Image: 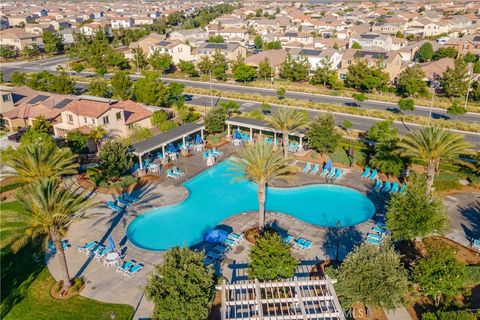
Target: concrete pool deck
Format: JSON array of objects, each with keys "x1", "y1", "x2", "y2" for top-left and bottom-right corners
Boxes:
[{"x1": 47, "y1": 144, "x2": 479, "y2": 319}]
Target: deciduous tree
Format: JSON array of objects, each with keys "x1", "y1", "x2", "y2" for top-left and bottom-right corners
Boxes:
[
  {"x1": 416, "y1": 42, "x2": 434, "y2": 62},
  {"x1": 306, "y1": 113, "x2": 341, "y2": 155},
  {"x1": 111, "y1": 70, "x2": 132, "y2": 100},
  {"x1": 442, "y1": 59, "x2": 469, "y2": 98},
  {"x1": 257, "y1": 58, "x2": 273, "y2": 80},
  {"x1": 397, "y1": 65, "x2": 429, "y2": 97}
]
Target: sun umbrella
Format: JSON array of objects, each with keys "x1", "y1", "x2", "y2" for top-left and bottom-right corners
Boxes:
[
  {"x1": 195, "y1": 133, "x2": 203, "y2": 144},
  {"x1": 325, "y1": 159, "x2": 332, "y2": 170},
  {"x1": 167, "y1": 143, "x2": 177, "y2": 153},
  {"x1": 107, "y1": 235, "x2": 116, "y2": 251},
  {"x1": 234, "y1": 130, "x2": 242, "y2": 139},
  {"x1": 204, "y1": 229, "x2": 228, "y2": 243}
]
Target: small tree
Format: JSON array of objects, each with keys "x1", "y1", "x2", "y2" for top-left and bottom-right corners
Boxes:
[
  {"x1": 370, "y1": 138, "x2": 405, "y2": 177},
  {"x1": 72, "y1": 63, "x2": 85, "y2": 73},
  {"x1": 342, "y1": 119, "x2": 353, "y2": 131},
  {"x1": 248, "y1": 230, "x2": 298, "y2": 280},
  {"x1": 397, "y1": 65, "x2": 429, "y2": 97},
  {"x1": 336, "y1": 241, "x2": 409, "y2": 311},
  {"x1": 254, "y1": 35, "x2": 263, "y2": 49},
  {"x1": 177, "y1": 60, "x2": 198, "y2": 77},
  {"x1": 447, "y1": 101, "x2": 467, "y2": 119},
  {"x1": 66, "y1": 130, "x2": 89, "y2": 154},
  {"x1": 205, "y1": 107, "x2": 227, "y2": 133},
  {"x1": 98, "y1": 140, "x2": 133, "y2": 179},
  {"x1": 442, "y1": 58, "x2": 469, "y2": 98},
  {"x1": 416, "y1": 42, "x2": 434, "y2": 62},
  {"x1": 11, "y1": 71, "x2": 27, "y2": 85},
  {"x1": 148, "y1": 51, "x2": 173, "y2": 75},
  {"x1": 463, "y1": 52, "x2": 477, "y2": 63},
  {"x1": 306, "y1": 113, "x2": 341, "y2": 155},
  {"x1": 208, "y1": 35, "x2": 225, "y2": 43},
  {"x1": 151, "y1": 110, "x2": 178, "y2": 132},
  {"x1": 257, "y1": 58, "x2": 273, "y2": 80},
  {"x1": 352, "y1": 93, "x2": 367, "y2": 106},
  {"x1": 87, "y1": 79, "x2": 110, "y2": 98},
  {"x1": 414, "y1": 241, "x2": 467, "y2": 306},
  {"x1": 398, "y1": 98, "x2": 415, "y2": 114},
  {"x1": 111, "y1": 70, "x2": 132, "y2": 100},
  {"x1": 232, "y1": 63, "x2": 256, "y2": 83},
  {"x1": 197, "y1": 55, "x2": 213, "y2": 75},
  {"x1": 146, "y1": 247, "x2": 215, "y2": 320},
  {"x1": 351, "y1": 42, "x2": 362, "y2": 49},
  {"x1": 277, "y1": 87, "x2": 286, "y2": 99},
  {"x1": 386, "y1": 174, "x2": 447, "y2": 240},
  {"x1": 211, "y1": 50, "x2": 228, "y2": 80},
  {"x1": 365, "y1": 120, "x2": 398, "y2": 142}
]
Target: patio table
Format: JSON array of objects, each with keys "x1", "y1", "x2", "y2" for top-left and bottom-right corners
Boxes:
[{"x1": 104, "y1": 252, "x2": 120, "y2": 267}]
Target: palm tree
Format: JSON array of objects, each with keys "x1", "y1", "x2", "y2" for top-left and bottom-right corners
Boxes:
[
  {"x1": 88, "y1": 126, "x2": 107, "y2": 152},
  {"x1": 231, "y1": 142, "x2": 297, "y2": 229},
  {"x1": 7, "y1": 140, "x2": 78, "y2": 184},
  {"x1": 1, "y1": 178, "x2": 91, "y2": 289},
  {"x1": 270, "y1": 108, "x2": 307, "y2": 158},
  {"x1": 397, "y1": 126, "x2": 471, "y2": 192}
]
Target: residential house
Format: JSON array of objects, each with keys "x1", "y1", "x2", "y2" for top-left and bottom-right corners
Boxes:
[
  {"x1": 405, "y1": 18, "x2": 449, "y2": 37},
  {"x1": 371, "y1": 21, "x2": 406, "y2": 35},
  {"x1": 215, "y1": 27, "x2": 249, "y2": 46},
  {"x1": 277, "y1": 31, "x2": 314, "y2": 46},
  {"x1": 53, "y1": 98, "x2": 153, "y2": 138},
  {"x1": 127, "y1": 32, "x2": 166, "y2": 58},
  {"x1": 194, "y1": 42, "x2": 247, "y2": 62},
  {"x1": 288, "y1": 48, "x2": 343, "y2": 73},
  {"x1": 60, "y1": 28, "x2": 76, "y2": 45},
  {"x1": 397, "y1": 40, "x2": 442, "y2": 61},
  {"x1": 149, "y1": 40, "x2": 192, "y2": 64},
  {"x1": 134, "y1": 16, "x2": 155, "y2": 26},
  {"x1": 111, "y1": 16, "x2": 134, "y2": 29},
  {"x1": 0, "y1": 16, "x2": 10, "y2": 30},
  {"x1": 80, "y1": 21, "x2": 112, "y2": 36},
  {"x1": 169, "y1": 28, "x2": 208, "y2": 45},
  {"x1": 25, "y1": 23, "x2": 55, "y2": 35},
  {"x1": 420, "y1": 58, "x2": 455, "y2": 81},
  {"x1": 349, "y1": 32, "x2": 407, "y2": 51},
  {"x1": 7, "y1": 15, "x2": 34, "y2": 27},
  {"x1": 338, "y1": 49, "x2": 404, "y2": 82},
  {"x1": 445, "y1": 34, "x2": 480, "y2": 56},
  {"x1": 245, "y1": 49, "x2": 288, "y2": 76},
  {"x1": 0, "y1": 28, "x2": 44, "y2": 51}
]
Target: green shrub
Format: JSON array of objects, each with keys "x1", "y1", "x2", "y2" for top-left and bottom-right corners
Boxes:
[
  {"x1": 98, "y1": 175, "x2": 138, "y2": 188},
  {"x1": 433, "y1": 171, "x2": 462, "y2": 191},
  {"x1": 465, "y1": 265, "x2": 480, "y2": 286},
  {"x1": 422, "y1": 311, "x2": 478, "y2": 320},
  {"x1": 329, "y1": 146, "x2": 366, "y2": 166}
]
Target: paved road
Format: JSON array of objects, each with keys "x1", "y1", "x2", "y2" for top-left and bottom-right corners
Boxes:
[{"x1": 2, "y1": 55, "x2": 480, "y2": 124}]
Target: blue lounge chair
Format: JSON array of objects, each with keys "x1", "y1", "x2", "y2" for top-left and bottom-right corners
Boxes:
[
  {"x1": 172, "y1": 166, "x2": 185, "y2": 176},
  {"x1": 228, "y1": 232, "x2": 244, "y2": 243},
  {"x1": 373, "y1": 179, "x2": 383, "y2": 191},
  {"x1": 282, "y1": 234, "x2": 294, "y2": 245},
  {"x1": 95, "y1": 248, "x2": 110, "y2": 260},
  {"x1": 319, "y1": 168, "x2": 329, "y2": 177},
  {"x1": 203, "y1": 152, "x2": 209, "y2": 160},
  {"x1": 381, "y1": 181, "x2": 392, "y2": 192},
  {"x1": 310, "y1": 164, "x2": 320, "y2": 175},
  {"x1": 166, "y1": 169, "x2": 179, "y2": 179},
  {"x1": 223, "y1": 238, "x2": 238, "y2": 248},
  {"x1": 77, "y1": 241, "x2": 97, "y2": 254},
  {"x1": 367, "y1": 233, "x2": 382, "y2": 240},
  {"x1": 372, "y1": 226, "x2": 386, "y2": 234},
  {"x1": 327, "y1": 168, "x2": 336, "y2": 178},
  {"x1": 123, "y1": 193, "x2": 138, "y2": 203},
  {"x1": 204, "y1": 256, "x2": 216, "y2": 265},
  {"x1": 389, "y1": 182, "x2": 399, "y2": 193},
  {"x1": 117, "y1": 196, "x2": 131, "y2": 207},
  {"x1": 212, "y1": 147, "x2": 223, "y2": 156},
  {"x1": 294, "y1": 238, "x2": 312, "y2": 251},
  {"x1": 125, "y1": 264, "x2": 143, "y2": 277},
  {"x1": 368, "y1": 169, "x2": 378, "y2": 180},
  {"x1": 366, "y1": 237, "x2": 381, "y2": 245},
  {"x1": 333, "y1": 168, "x2": 342, "y2": 180},
  {"x1": 107, "y1": 201, "x2": 123, "y2": 212},
  {"x1": 207, "y1": 251, "x2": 223, "y2": 260},
  {"x1": 399, "y1": 183, "x2": 407, "y2": 194},
  {"x1": 213, "y1": 245, "x2": 229, "y2": 254},
  {"x1": 117, "y1": 260, "x2": 135, "y2": 273},
  {"x1": 48, "y1": 240, "x2": 70, "y2": 253},
  {"x1": 473, "y1": 239, "x2": 480, "y2": 251},
  {"x1": 302, "y1": 162, "x2": 312, "y2": 173},
  {"x1": 361, "y1": 167, "x2": 370, "y2": 178}
]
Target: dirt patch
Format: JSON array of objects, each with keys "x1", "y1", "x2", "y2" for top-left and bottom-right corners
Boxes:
[
  {"x1": 421, "y1": 236, "x2": 480, "y2": 265},
  {"x1": 245, "y1": 226, "x2": 260, "y2": 244},
  {"x1": 76, "y1": 174, "x2": 160, "y2": 195},
  {"x1": 50, "y1": 280, "x2": 84, "y2": 300}
]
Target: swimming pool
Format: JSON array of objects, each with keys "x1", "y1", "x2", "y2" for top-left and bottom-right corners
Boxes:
[{"x1": 126, "y1": 159, "x2": 375, "y2": 251}]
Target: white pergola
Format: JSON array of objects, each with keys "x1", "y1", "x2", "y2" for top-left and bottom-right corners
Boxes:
[{"x1": 217, "y1": 276, "x2": 345, "y2": 320}]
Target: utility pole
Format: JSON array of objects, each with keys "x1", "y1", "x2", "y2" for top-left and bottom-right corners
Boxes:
[{"x1": 465, "y1": 63, "x2": 479, "y2": 111}]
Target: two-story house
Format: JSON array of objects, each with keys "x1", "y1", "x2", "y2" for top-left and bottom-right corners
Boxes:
[
  {"x1": 111, "y1": 16, "x2": 134, "y2": 29},
  {"x1": 194, "y1": 42, "x2": 247, "y2": 62},
  {"x1": 149, "y1": 40, "x2": 192, "y2": 64},
  {"x1": 0, "y1": 28, "x2": 44, "y2": 51},
  {"x1": 288, "y1": 48, "x2": 343, "y2": 73}
]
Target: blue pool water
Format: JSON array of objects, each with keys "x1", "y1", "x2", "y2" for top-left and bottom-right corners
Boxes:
[{"x1": 126, "y1": 159, "x2": 375, "y2": 251}]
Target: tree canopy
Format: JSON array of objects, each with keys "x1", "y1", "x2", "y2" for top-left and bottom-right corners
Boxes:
[
  {"x1": 345, "y1": 60, "x2": 389, "y2": 92},
  {"x1": 416, "y1": 42, "x2": 434, "y2": 62},
  {"x1": 306, "y1": 113, "x2": 341, "y2": 155},
  {"x1": 145, "y1": 247, "x2": 215, "y2": 320},
  {"x1": 248, "y1": 230, "x2": 298, "y2": 280},
  {"x1": 98, "y1": 140, "x2": 133, "y2": 179},
  {"x1": 442, "y1": 58, "x2": 469, "y2": 98},
  {"x1": 397, "y1": 65, "x2": 429, "y2": 97}
]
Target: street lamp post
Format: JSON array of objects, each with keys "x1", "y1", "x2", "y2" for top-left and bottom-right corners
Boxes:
[
  {"x1": 465, "y1": 64, "x2": 479, "y2": 111},
  {"x1": 428, "y1": 81, "x2": 439, "y2": 126}
]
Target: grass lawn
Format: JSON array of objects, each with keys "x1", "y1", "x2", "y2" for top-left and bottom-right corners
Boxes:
[{"x1": 1, "y1": 201, "x2": 135, "y2": 320}]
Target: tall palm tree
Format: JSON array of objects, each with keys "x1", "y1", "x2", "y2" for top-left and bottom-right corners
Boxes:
[
  {"x1": 231, "y1": 142, "x2": 297, "y2": 229},
  {"x1": 270, "y1": 108, "x2": 307, "y2": 158},
  {"x1": 1, "y1": 178, "x2": 91, "y2": 289},
  {"x1": 7, "y1": 140, "x2": 78, "y2": 184},
  {"x1": 88, "y1": 126, "x2": 108, "y2": 152},
  {"x1": 397, "y1": 126, "x2": 471, "y2": 192}
]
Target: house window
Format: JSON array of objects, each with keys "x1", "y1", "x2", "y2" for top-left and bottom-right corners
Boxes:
[
  {"x1": 83, "y1": 117, "x2": 87, "y2": 124},
  {"x1": 92, "y1": 119, "x2": 96, "y2": 125},
  {"x1": 2, "y1": 94, "x2": 11, "y2": 102},
  {"x1": 347, "y1": 59, "x2": 352, "y2": 64},
  {"x1": 67, "y1": 114, "x2": 74, "y2": 123},
  {"x1": 116, "y1": 112, "x2": 122, "y2": 120},
  {"x1": 103, "y1": 116, "x2": 109, "y2": 125}
]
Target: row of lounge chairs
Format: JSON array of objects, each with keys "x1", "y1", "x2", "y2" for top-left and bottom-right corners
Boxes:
[
  {"x1": 360, "y1": 167, "x2": 378, "y2": 180},
  {"x1": 373, "y1": 180, "x2": 407, "y2": 194},
  {"x1": 48, "y1": 239, "x2": 70, "y2": 254},
  {"x1": 166, "y1": 166, "x2": 185, "y2": 179},
  {"x1": 77, "y1": 241, "x2": 143, "y2": 277},
  {"x1": 202, "y1": 148, "x2": 224, "y2": 160},
  {"x1": 281, "y1": 233, "x2": 313, "y2": 251},
  {"x1": 302, "y1": 163, "x2": 342, "y2": 180},
  {"x1": 365, "y1": 223, "x2": 389, "y2": 245},
  {"x1": 117, "y1": 260, "x2": 144, "y2": 278},
  {"x1": 204, "y1": 232, "x2": 244, "y2": 265}
]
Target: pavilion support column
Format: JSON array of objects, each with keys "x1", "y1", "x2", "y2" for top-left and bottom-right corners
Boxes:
[
  {"x1": 200, "y1": 129, "x2": 204, "y2": 140},
  {"x1": 220, "y1": 281, "x2": 226, "y2": 320},
  {"x1": 182, "y1": 136, "x2": 187, "y2": 155},
  {"x1": 139, "y1": 154, "x2": 143, "y2": 170},
  {"x1": 255, "y1": 279, "x2": 264, "y2": 320},
  {"x1": 299, "y1": 135, "x2": 303, "y2": 151},
  {"x1": 249, "y1": 127, "x2": 253, "y2": 143},
  {"x1": 226, "y1": 123, "x2": 231, "y2": 140},
  {"x1": 161, "y1": 145, "x2": 167, "y2": 164}
]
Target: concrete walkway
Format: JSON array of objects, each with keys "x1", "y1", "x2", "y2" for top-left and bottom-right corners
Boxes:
[{"x1": 444, "y1": 192, "x2": 480, "y2": 248}]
